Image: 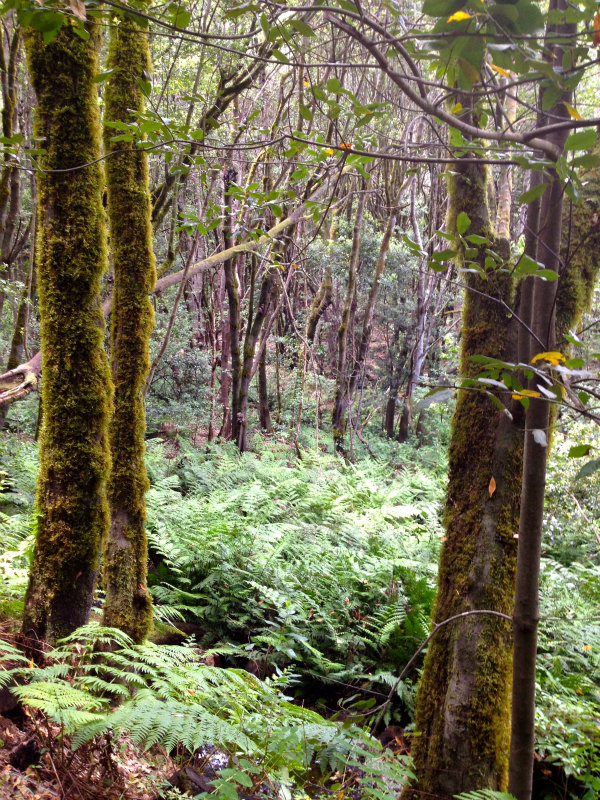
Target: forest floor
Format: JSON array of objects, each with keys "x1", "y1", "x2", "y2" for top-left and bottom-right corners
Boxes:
[{"x1": 1, "y1": 427, "x2": 598, "y2": 800}]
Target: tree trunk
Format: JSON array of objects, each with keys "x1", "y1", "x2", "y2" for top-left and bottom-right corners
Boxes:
[
  {"x1": 509, "y1": 6, "x2": 575, "y2": 792},
  {"x1": 332, "y1": 185, "x2": 367, "y2": 455},
  {"x1": 101, "y1": 8, "x2": 156, "y2": 643},
  {"x1": 258, "y1": 346, "x2": 271, "y2": 432},
  {"x1": 223, "y1": 167, "x2": 241, "y2": 442},
  {"x1": 236, "y1": 269, "x2": 275, "y2": 451},
  {"x1": 306, "y1": 269, "x2": 332, "y2": 344},
  {"x1": 21, "y1": 24, "x2": 112, "y2": 643},
  {"x1": 346, "y1": 203, "x2": 398, "y2": 421},
  {"x1": 404, "y1": 155, "x2": 523, "y2": 797}
]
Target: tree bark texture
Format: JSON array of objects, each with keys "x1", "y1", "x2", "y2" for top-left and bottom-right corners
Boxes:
[
  {"x1": 21, "y1": 25, "x2": 112, "y2": 643},
  {"x1": 347, "y1": 205, "x2": 397, "y2": 410},
  {"x1": 332, "y1": 186, "x2": 367, "y2": 455},
  {"x1": 306, "y1": 269, "x2": 332, "y2": 344},
  {"x1": 509, "y1": 6, "x2": 576, "y2": 791},
  {"x1": 223, "y1": 167, "x2": 241, "y2": 442},
  {"x1": 404, "y1": 157, "x2": 523, "y2": 797},
  {"x1": 237, "y1": 268, "x2": 275, "y2": 451},
  {"x1": 258, "y1": 346, "x2": 271, "y2": 431},
  {"x1": 101, "y1": 9, "x2": 156, "y2": 643}
]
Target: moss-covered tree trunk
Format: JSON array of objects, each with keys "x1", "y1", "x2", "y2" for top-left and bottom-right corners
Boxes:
[
  {"x1": 101, "y1": 9, "x2": 156, "y2": 642},
  {"x1": 21, "y1": 25, "x2": 112, "y2": 643},
  {"x1": 306, "y1": 269, "x2": 332, "y2": 345},
  {"x1": 403, "y1": 156, "x2": 523, "y2": 797}
]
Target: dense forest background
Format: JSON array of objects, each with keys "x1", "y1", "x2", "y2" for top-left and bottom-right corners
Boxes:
[{"x1": 0, "y1": 0, "x2": 599, "y2": 799}]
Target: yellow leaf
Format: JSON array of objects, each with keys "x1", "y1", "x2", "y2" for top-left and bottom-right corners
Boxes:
[
  {"x1": 583, "y1": 644, "x2": 593, "y2": 651},
  {"x1": 447, "y1": 10, "x2": 471, "y2": 22},
  {"x1": 450, "y1": 102, "x2": 463, "y2": 114},
  {"x1": 512, "y1": 390, "x2": 541, "y2": 399},
  {"x1": 563, "y1": 102, "x2": 582, "y2": 120},
  {"x1": 324, "y1": 148, "x2": 334, "y2": 155},
  {"x1": 490, "y1": 63, "x2": 510, "y2": 78},
  {"x1": 488, "y1": 476, "x2": 496, "y2": 497},
  {"x1": 531, "y1": 351, "x2": 566, "y2": 365}
]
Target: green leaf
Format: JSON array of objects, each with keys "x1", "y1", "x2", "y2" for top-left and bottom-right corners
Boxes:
[
  {"x1": 298, "y1": 104, "x2": 313, "y2": 122},
  {"x1": 272, "y1": 49, "x2": 290, "y2": 63},
  {"x1": 336, "y1": 0, "x2": 359, "y2": 11},
  {"x1": 456, "y1": 212, "x2": 470, "y2": 234},
  {"x1": 173, "y1": 9, "x2": 191, "y2": 28},
  {"x1": 575, "y1": 459, "x2": 600, "y2": 480},
  {"x1": 519, "y1": 182, "x2": 547, "y2": 204},
  {"x1": 564, "y1": 129, "x2": 597, "y2": 151},
  {"x1": 234, "y1": 772, "x2": 254, "y2": 788},
  {"x1": 563, "y1": 358, "x2": 585, "y2": 369},
  {"x1": 515, "y1": 254, "x2": 542, "y2": 275},
  {"x1": 260, "y1": 12, "x2": 270, "y2": 38},
  {"x1": 572, "y1": 153, "x2": 600, "y2": 169},
  {"x1": 288, "y1": 19, "x2": 315, "y2": 37},
  {"x1": 536, "y1": 269, "x2": 559, "y2": 281},
  {"x1": 464, "y1": 234, "x2": 488, "y2": 245},
  {"x1": 568, "y1": 444, "x2": 592, "y2": 458},
  {"x1": 513, "y1": 0, "x2": 544, "y2": 33},
  {"x1": 93, "y1": 69, "x2": 115, "y2": 84},
  {"x1": 422, "y1": 0, "x2": 466, "y2": 16},
  {"x1": 541, "y1": 85, "x2": 564, "y2": 113}
]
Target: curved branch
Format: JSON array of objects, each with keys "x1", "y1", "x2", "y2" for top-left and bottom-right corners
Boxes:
[{"x1": 326, "y1": 13, "x2": 562, "y2": 160}]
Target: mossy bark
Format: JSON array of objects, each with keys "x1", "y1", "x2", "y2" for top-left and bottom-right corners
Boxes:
[
  {"x1": 404, "y1": 158, "x2": 523, "y2": 797},
  {"x1": 101, "y1": 10, "x2": 156, "y2": 643},
  {"x1": 306, "y1": 269, "x2": 332, "y2": 344},
  {"x1": 557, "y1": 150, "x2": 600, "y2": 340},
  {"x1": 21, "y1": 25, "x2": 112, "y2": 643}
]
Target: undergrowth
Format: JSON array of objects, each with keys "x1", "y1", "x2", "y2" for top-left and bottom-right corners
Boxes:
[
  {"x1": 1, "y1": 428, "x2": 599, "y2": 796},
  {"x1": 144, "y1": 438, "x2": 443, "y2": 720},
  {"x1": 0, "y1": 623, "x2": 414, "y2": 800}
]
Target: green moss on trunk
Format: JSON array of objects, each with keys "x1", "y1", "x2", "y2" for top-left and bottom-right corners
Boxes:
[
  {"x1": 101, "y1": 9, "x2": 156, "y2": 643},
  {"x1": 21, "y1": 25, "x2": 112, "y2": 643},
  {"x1": 557, "y1": 158, "x2": 600, "y2": 339},
  {"x1": 404, "y1": 160, "x2": 523, "y2": 797}
]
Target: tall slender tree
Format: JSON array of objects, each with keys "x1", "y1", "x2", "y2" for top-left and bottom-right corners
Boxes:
[
  {"x1": 403, "y1": 149, "x2": 524, "y2": 797},
  {"x1": 21, "y1": 22, "x2": 112, "y2": 642},
  {"x1": 101, "y1": 6, "x2": 156, "y2": 642}
]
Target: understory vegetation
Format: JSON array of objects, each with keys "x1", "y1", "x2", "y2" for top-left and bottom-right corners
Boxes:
[{"x1": 1, "y1": 421, "x2": 598, "y2": 799}]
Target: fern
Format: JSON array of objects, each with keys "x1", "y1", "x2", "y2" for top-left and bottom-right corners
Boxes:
[
  {"x1": 146, "y1": 439, "x2": 443, "y2": 713},
  {"x1": 3, "y1": 623, "x2": 412, "y2": 800}
]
